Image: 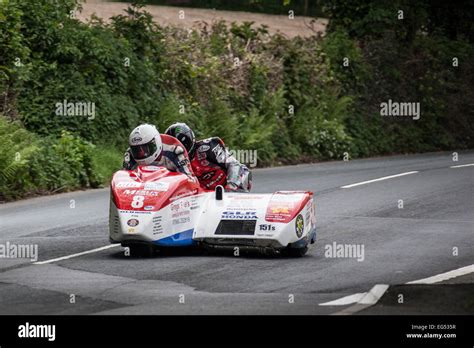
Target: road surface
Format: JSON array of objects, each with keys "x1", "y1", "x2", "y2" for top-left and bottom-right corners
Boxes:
[{"x1": 0, "y1": 151, "x2": 473, "y2": 314}]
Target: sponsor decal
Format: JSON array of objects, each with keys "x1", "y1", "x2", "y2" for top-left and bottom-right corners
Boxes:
[
  {"x1": 311, "y1": 201, "x2": 316, "y2": 225},
  {"x1": 225, "y1": 205, "x2": 257, "y2": 210},
  {"x1": 116, "y1": 181, "x2": 141, "y2": 188},
  {"x1": 198, "y1": 145, "x2": 210, "y2": 152},
  {"x1": 305, "y1": 208, "x2": 311, "y2": 227},
  {"x1": 271, "y1": 193, "x2": 305, "y2": 202},
  {"x1": 144, "y1": 205, "x2": 154, "y2": 211},
  {"x1": 171, "y1": 200, "x2": 191, "y2": 218},
  {"x1": 295, "y1": 214, "x2": 304, "y2": 238},
  {"x1": 212, "y1": 145, "x2": 226, "y2": 163},
  {"x1": 127, "y1": 219, "x2": 139, "y2": 227},
  {"x1": 118, "y1": 210, "x2": 152, "y2": 214},
  {"x1": 266, "y1": 202, "x2": 294, "y2": 222},
  {"x1": 127, "y1": 228, "x2": 135, "y2": 233},
  {"x1": 178, "y1": 158, "x2": 190, "y2": 166},
  {"x1": 123, "y1": 189, "x2": 160, "y2": 196},
  {"x1": 153, "y1": 216, "x2": 163, "y2": 235},
  {"x1": 197, "y1": 151, "x2": 207, "y2": 160},
  {"x1": 142, "y1": 166, "x2": 161, "y2": 171},
  {"x1": 171, "y1": 200, "x2": 191, "y2": 211},
  {"x1": 228, "y1": 195, "x2": 266, "y2": 200},
  {"x1": 271, "y1": 206, "x2": 290, "y2": 214},
  {"x1": 172, "y1": 210, "x2": 190, "y2": 218},
  {"x1": 259, "y1": 224, "x2": 275, "y2": 231},
  {"x1": 169, "y1": 189, "x2": 198, "y2": 202},
  {"x1": 172, "y1": 217, "x2": 190, "y2": 225},
  {"x1": 221, "y1": 211, "x2": 258, "y2": 220},
  {"x1": 208, "y1": 173, "x2": 224, "y2": 187},
  {"x1": 201, "y1": 171, "x2": 215, "y2": 180},
  {"x1": 144, "y1": 182, "x2": 169, "y2": 191},
  {"x1": 131, "y1": 136, "x2": 142, "y2": 143}
]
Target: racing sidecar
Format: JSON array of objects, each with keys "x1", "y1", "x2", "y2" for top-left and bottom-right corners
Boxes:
[{"x1": 109, "y1": 158, "x2": 316, "y2": 257}]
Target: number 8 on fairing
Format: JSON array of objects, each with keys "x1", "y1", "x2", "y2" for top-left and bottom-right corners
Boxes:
[{"x1": 131, "y1": 195, "x2": 144, "y2": 208}]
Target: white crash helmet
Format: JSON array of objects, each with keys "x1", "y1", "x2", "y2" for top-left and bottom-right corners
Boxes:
[{"x1": 128, "y1": 124, "x2": 163, "y2": 165}]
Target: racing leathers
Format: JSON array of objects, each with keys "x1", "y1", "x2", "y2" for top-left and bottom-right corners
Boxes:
[
  {"x1": 123, "y1": 134, "x2": 196, "y2": 180},
  {"x1": 189, "y1": 137, "x2": 252, "y2": 191}
]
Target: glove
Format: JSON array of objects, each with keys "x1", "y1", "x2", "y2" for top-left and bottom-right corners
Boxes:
[{"x1": 225, "y1": 182, "x2": 239, "y2": 192}]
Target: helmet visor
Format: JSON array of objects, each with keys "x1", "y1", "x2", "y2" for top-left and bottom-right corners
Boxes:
[{"x1": 130, "y1": 140, "x2": 157, "y2": 161}]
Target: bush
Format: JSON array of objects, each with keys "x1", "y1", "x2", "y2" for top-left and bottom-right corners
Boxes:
[
  {"x1": 1, "y1": 0, "x2": 473, "y2": 200},
  {"x1": 0, "y1": 116, "x2": 103, "y2": 201}
]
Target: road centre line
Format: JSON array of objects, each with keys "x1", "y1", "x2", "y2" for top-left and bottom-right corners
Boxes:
[
  {"x1": 33, "y1": 244, "x2": 120, "y2": 265},
  {"x1": 406, "y1": 264, "x2": 474, "y2": 284},
  {"x1": 341, "y1": 171, "x2": 419, "y2": 189},
  {"x1": 450, "y1": 163, "x2": 474, "y2": 168}
]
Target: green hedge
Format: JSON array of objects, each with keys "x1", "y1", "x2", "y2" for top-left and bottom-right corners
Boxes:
[
  {"x1": 0, "y1": 0, "x2": 472, "y2": 200},
  {"x1": 0, "y1": 117, "x2": 109, "y2": 201}
]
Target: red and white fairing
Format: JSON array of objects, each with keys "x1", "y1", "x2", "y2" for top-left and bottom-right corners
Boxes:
[
  {"x1": 109, "y1": 165, "x2": 316, "y2": 252},
  {"x1": 193, "y1": 191, "x2": 316, "y2": 250}
]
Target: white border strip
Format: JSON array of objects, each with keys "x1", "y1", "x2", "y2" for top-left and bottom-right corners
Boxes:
[
  {"x1": 320, "y1": 284, "x2": 389, "y2": 307},
  {"x1": 331, "y1": 284, "x2": 389, "y2": 315},
  {"x1": 407, "y1": 264, "x2": 474, "y2": 284},
  {"x1": 341, "y1": 171, "x2": 419, "y2": 189},
  {"x1": 450, "y1": 163, "x2": 474, "y2": 168},
  {"x1": 33, "y1": 244, "x2": 120, "y2": 265},
  {"x1": 319, "y1": 293, "x2": 366, "y2": 306},
  {"x1": 358, "y1": 284, "x2": 389, "y2": 304}
]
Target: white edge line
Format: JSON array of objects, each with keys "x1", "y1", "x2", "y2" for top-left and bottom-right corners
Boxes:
[
  {"x1": 319, "y1": 292, "x2": 366, "y2": 306},
  {"x1": 406, "y1": 264, "x2": 474, "y2": 284},
  {"x1": 319, "y1": 284, "x2": 389, "y2": 307},
  {"x1": 358, "y1": 284, "x2": 389, "y2": 305},
  {"x1": 450, "y1": 163, "x2": 474, "y2": 168},
  {"x1": 33, "y1": 244, "x2": 121, "y2": 265},
  {"x1": 341, "y1": 171, "x2": 419, "y2": 189}
]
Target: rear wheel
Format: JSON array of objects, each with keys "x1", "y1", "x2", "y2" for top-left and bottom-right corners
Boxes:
[
  {"x1": 128, "y1": 243, "x2": 154, "y2": 258},
  {"x1": 285, "y1": 246, "x2": 308, "y2": 257}
]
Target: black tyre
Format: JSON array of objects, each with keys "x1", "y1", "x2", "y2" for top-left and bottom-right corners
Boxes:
[
  {"x1": 128, "y1": 243, "x2": 154, "y2": 258},
  {"x1": 285, "y1": 246, "x2": 308, "y2": 257}
]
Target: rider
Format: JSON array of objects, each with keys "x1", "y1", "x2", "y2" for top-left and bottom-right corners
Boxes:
[
  {"x1": 122, "y1": 124, "x2": 195, "y2": 180},
  {"x1": 165, "y1": 122, "x2": 252, "y2": 192}
]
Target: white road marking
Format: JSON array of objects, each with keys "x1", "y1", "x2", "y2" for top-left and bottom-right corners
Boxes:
[
  {"x1": 406, "y1": 264, "x2": 474, "y2": 284},
  {"x1": 341, "y1": 171, "x2": 419, "y2": 189},
  {"x1": 330, "y1": 284, "x2": 389, "y2": 315},
  {"x1": 319, "y1": 293, "x2": 366, "y2": 306},
  {"x1": 319, "y1": 284, "x2": 389, "y2": 307},
  {"x1": 358, "y1": 284, "x2": 389, "y2": 304},
  {"x1": 450, "y1": 163, "x2": 474, "y2": 168},
  {"x1": 33, "y1": 244, "x2": 121, "y2": 265},
  {"x1": 324, "y1": 265, "x2": 474, "y2": 312}
]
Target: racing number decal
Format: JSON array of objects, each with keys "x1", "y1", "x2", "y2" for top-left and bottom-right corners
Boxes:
[{"x1": 131, "y1": 195, "x2": 145, "y2": 208}]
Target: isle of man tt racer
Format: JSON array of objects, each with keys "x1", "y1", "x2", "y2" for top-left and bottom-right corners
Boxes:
[
  {"x1": 165, "y1": 122, "x2": 252, "y2": 192},
  {"x1": 122, "y1": 124, "x2": 196, "y2": 182}
]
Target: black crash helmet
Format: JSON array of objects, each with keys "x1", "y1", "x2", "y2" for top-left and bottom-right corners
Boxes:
[{"x1": 165, "y1": 122, "x2": 195, "y2": 153}]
